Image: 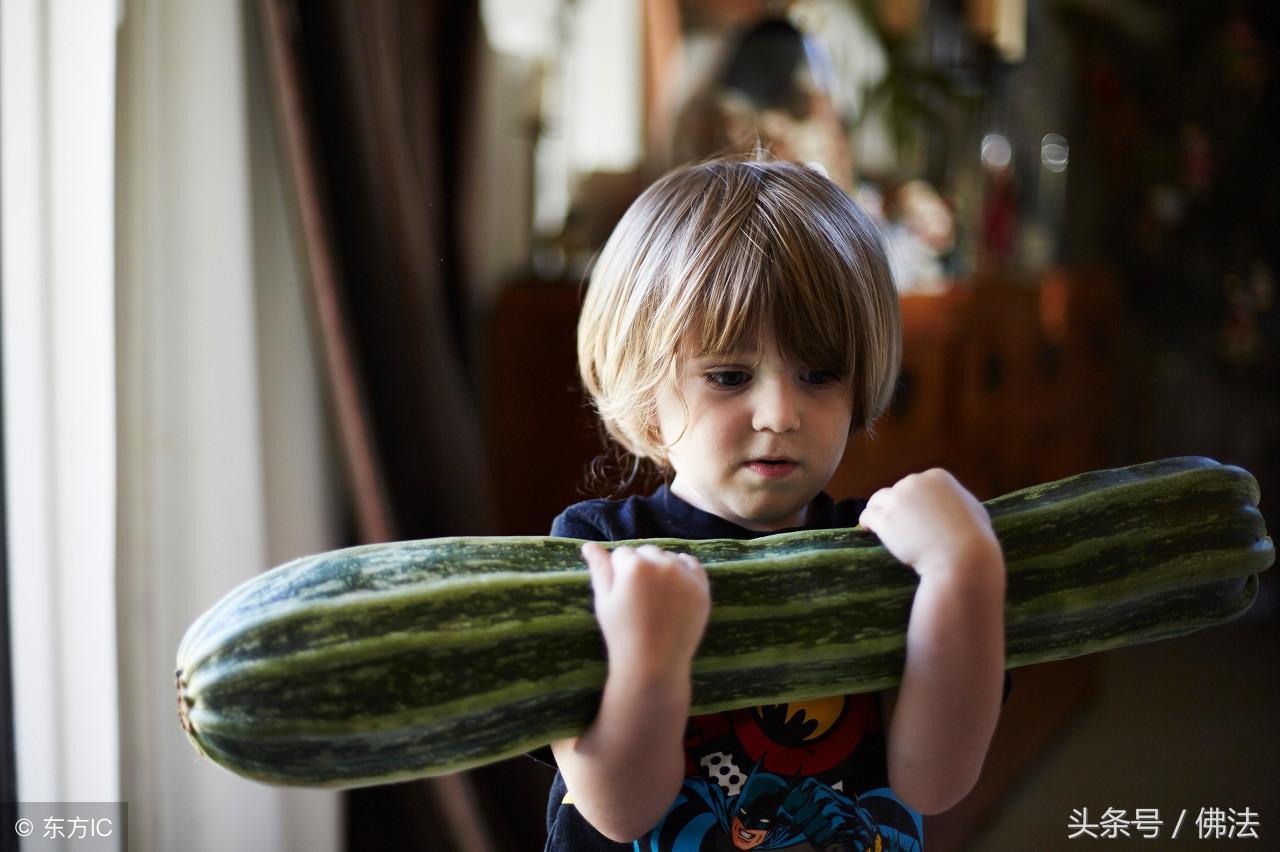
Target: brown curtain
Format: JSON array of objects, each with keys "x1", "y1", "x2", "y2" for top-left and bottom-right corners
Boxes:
[
  {"x1": 262, "y1": 0, "x2": 496, "y2": 544},
  {"x1": 256, "y1": 1, "x2": 521, "y2": 849}
]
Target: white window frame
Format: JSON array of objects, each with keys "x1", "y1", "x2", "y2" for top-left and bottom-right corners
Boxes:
[{"x1": 1, "y1": 0, "x2": 122, "y2": 821}]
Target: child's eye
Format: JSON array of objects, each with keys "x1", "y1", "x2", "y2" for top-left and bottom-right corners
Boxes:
[
  {"x1": 704, "y1": 370, "x2": 749, "y2": 388},
  {"x1": 802, "y1": 369, "x2": 840, "y2": 386}
]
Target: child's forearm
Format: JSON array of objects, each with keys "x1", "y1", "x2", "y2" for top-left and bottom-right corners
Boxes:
[
  {"x1": 886, "y1": 547, "x2": 1006, "y2": 814},
  {"x1": 552, "y1": 662, "x2": 692, "y2": 842}
]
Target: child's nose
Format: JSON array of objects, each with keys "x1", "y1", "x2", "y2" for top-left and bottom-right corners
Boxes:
[{"x1": 751, "y1": 379, "x2": 801, "y2": 433}]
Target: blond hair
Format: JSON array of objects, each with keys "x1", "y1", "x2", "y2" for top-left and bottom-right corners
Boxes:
[{"x1": 577, "y1": 155, "x2": 900, "y2": 484}]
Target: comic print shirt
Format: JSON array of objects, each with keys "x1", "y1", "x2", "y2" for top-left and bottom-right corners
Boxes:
[{"x1": 532, "y1": 483, "x2": 1010, "y2": 852}]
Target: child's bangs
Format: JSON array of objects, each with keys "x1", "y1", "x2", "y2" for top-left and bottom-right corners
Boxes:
[
  {"x1": 679, "y1": 220, "x2": 858, "y2": 379},
  {"x1": 682, "y1": 241, "x2": 775, "y2": 360},
  {"x1": 691, "y1": 263, "x2": 768, "y2": 355},
  {"x1": 769, "y1": 244, "x2": 861, "y2": 380}
]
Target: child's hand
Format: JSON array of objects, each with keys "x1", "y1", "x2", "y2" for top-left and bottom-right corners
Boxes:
[
  {"x1": 581, "y1": 542, "x2": 711, "y2": 683},
  {"x1": 858, "y1": 469, "x2": 1001, "y2": 579}
]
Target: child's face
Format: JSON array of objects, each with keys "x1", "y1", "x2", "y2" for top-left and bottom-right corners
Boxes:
[{"x1": 656, "y1": 326, "x2": 854, "y2": 531}]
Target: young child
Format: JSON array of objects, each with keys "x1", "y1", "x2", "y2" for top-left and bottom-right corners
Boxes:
[{"x1": 535, "y1": 155, "x2": 1008, "y2": 852}]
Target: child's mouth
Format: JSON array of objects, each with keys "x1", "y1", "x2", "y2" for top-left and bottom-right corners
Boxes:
[{"x1": 745, "y1": 459, "x2": 797, "y2": 478}]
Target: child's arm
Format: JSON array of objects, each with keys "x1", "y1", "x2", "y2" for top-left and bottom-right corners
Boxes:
[
  {"x1": 858, "y1": 469, "x2": 1007, "y2": 815},
  {"x1": 550, "y1": 542, "x2": 712, "y2": 842}
]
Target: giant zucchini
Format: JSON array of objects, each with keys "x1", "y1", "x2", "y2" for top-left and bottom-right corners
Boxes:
[{"x1": 176, "y1": 457, "x2": 1272, "y2": 787}]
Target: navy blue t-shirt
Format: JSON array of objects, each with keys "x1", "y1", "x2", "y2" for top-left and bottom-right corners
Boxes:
[{"x1": 534, "y1": 483, "x2": 1009, "y2": 852}]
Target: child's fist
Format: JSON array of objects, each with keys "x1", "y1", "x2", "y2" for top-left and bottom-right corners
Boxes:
[
  {"x1": 858, "y1": 468, "x2": 1001, "y2": 579},
  {"x1": 581, "y1": 541, "x2": 711, "y2": 683}
]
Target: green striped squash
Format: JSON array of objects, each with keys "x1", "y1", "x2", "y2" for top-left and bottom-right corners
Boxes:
[{"x1": 176, "y1": 457, "x2": 1272, "y2": 787}]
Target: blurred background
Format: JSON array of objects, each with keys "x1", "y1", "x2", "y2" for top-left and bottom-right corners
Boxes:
[{"x1": 1, "y1": 0, "x2": 1276, "y2": 850}]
